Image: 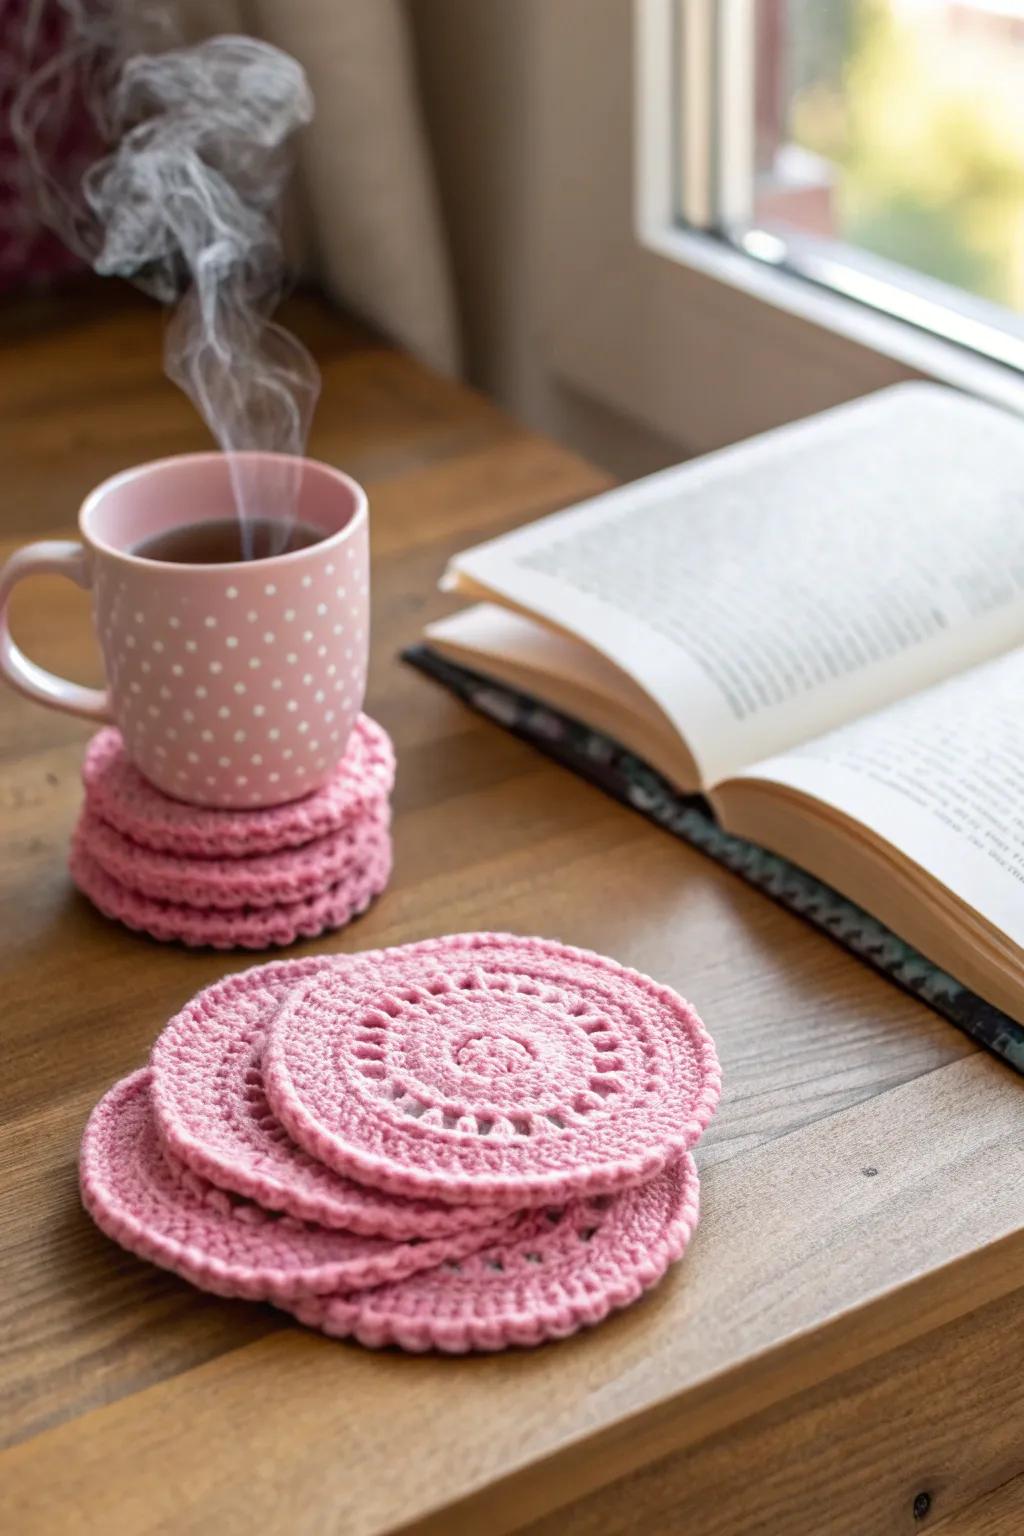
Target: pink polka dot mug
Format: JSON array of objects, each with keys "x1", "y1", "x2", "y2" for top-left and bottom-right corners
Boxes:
[{"x1": 0, "y1": 452, "x2": 369, "y2": 807}]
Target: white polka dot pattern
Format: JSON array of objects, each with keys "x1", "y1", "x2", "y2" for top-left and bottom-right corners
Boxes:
[{"x1": 91, "y1": 504, "x2": 369, "y2": 807}]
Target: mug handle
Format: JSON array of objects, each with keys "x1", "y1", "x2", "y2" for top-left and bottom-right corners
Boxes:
[{"x1": 0, "y1": 541, "x2": 112, "y2": 721}]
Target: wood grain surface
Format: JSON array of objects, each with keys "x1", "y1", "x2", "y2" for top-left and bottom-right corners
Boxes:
[{"x1": 1, "y1": 284, "x2": 1022, "y2": 1535}]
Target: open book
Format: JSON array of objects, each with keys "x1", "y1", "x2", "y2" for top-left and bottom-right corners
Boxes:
[{"x1": 422, "y1": 384, "x2": 1024, "y2": 1027}]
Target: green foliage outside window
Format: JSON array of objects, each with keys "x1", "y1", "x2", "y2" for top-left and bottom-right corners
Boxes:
[{"x1": 788, "y1": 0, "x2": 1024, "y2": 311}]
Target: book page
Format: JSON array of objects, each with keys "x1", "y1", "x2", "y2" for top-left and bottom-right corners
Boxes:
[
  {"x1": 732, "y1": 647, "x2": 1024, "y2": 944},
  {"x1": 427, "y1": 604, "x2": 660, "y2": 718},
  {"x1": 425, "y1": 604, "x2": 697, "y2": 789},
  {"x1": 448, "y1": 385, "x2": 1024, "y2": 785}
]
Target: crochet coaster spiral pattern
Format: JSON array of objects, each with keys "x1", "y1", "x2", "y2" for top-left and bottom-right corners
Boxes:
[
  {"x1": 81, "y1": 714, "x2": 395, "y2": 857},
  {"x1": 70, "y1": 715, "x2": 395, "y2": 949},
  {"x1": 79, "y1": 934, "x2": 721, "y2": 1351},
  {"x1": 263, "y1": 934, "x2": 721, "y2": 1205},
  {"x1": 80, "y1": 1071, "x2": 518, "y2": 1303},
  {"x1": 289, "y1": 1154, "x2": 700, "y2": 1351},
  {"x1": 150, "y1": 959, "x2": 510, "y2": 1238}
]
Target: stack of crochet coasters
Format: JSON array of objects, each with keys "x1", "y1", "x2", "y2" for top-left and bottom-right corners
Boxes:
[
  {"x1": 80, "y1": 933, "x2": 722, "y2": 1352},
  {"x1": 69, "y1": 715, "x2": 395, "y2": 949}
]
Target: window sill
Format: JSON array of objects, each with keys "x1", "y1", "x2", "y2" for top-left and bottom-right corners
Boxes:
[{"x1": 639, "y1": 222, "x2": 1024, "y2": 420}]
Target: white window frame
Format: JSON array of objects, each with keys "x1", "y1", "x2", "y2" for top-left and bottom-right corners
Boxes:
[{"x1": 634, "y1": 0, "x2": 1024, "y2": 416}]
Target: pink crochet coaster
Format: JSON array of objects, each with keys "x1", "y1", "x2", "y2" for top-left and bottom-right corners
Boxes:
[
  {"x1": 70, "y1": 824, "x2": 391, "y2": 949},
  {"x1": 289, "y1": 1154, "x2": 700, "y2": 1351},
  {"x1": 263, "y1": 934, "x2": 721, "y2": 1206},
  {"x1": 81, "y1": 714, "x2": 395, "y2": 858},
  {"x1": 76, "y1": 802, "x2": 390, "y2": 911},
  {"x1": 80, "y1": 1071, "x2": 519, "y2": 1303},
  {"x1": 150, "y1": 960, "x2": 509, "y2": 1238}
]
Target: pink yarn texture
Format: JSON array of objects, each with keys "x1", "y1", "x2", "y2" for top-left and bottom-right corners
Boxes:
[
  {"x1": 81, "y1": 714, "x2": 395, "y2": 858},
  {"x1": 77, "y1": 803, "x2": 390, "y2": 911},
  {"x1": 263, "y1": 934, "x2": 721, "y2": 1205},
  {"x1": 290, "y1": 1155, "x2": 700, "y2": 1351},
  {"x1": 78, "y1": 934, "x2": 721, "y2": 1352},
  {"x1": 70, "y1": 715, "x2": 395, "y2": 950},
  {"x1": 80, "y1": 1072, "x2": 517, "y2": 1302},
  {"x1": 150, "y1": 959, "x2": 509, "y2": 1237},
  {"x1": 70, "y1": 822, "x2": 390, "y2": 950}
]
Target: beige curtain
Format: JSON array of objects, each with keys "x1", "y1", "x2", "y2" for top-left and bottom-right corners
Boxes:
[{"x1": 186, "y1": 0, "x2": 461, "y2": 377}]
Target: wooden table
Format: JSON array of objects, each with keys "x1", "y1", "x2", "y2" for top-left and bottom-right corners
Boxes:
[{"x1": 2, "y1": 286, "x2": 1023, "y2": 1536}]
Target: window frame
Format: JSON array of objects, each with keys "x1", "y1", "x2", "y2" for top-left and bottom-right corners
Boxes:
[{"x1": 634, "y1": 0, "x2": 1024, "y2": 416}]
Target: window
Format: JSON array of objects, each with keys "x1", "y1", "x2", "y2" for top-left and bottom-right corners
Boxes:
[{"x1": 674, "y1": 0, "x2": 1024, "y2": 370}]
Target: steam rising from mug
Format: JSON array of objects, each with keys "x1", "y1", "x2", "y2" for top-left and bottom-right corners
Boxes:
[{"x1": 13, "y1": 1, "x2": 319, "y2": 554}]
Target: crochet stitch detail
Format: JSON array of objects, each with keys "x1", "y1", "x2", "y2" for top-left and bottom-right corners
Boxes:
[
  {"x1": 150, "y1": 960, "x2": 512, "y2": 1237},
  {"x1": 81, "y1": 714, "x2": 395, "y2": 857},
  {"x1": 263, "y1": 934, "x2": 721, "y2": 1204},
  {"x1": 77, "y1": 802, "x2": 391, "y2": 910},
  {"x1": 290, "y1": 1154, "x2": 700, "y2": 1350},
  {"x1": 77, "y1": 934, "x2": 720, "y2": 1352},
  {"x1": 80, "y1": 1071, "x2": 519, "y2": 1302},
  {"x1": 70, "y1": 716, "x2": 395, "y2": 949},
  {"x1": 70, "y1": 831, "x2": 390, "y2": 950}
]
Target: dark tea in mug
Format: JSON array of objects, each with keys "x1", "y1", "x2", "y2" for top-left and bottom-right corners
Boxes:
[{"x1": 133, "y1": 517, "x2": 324, "y2": 564}]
